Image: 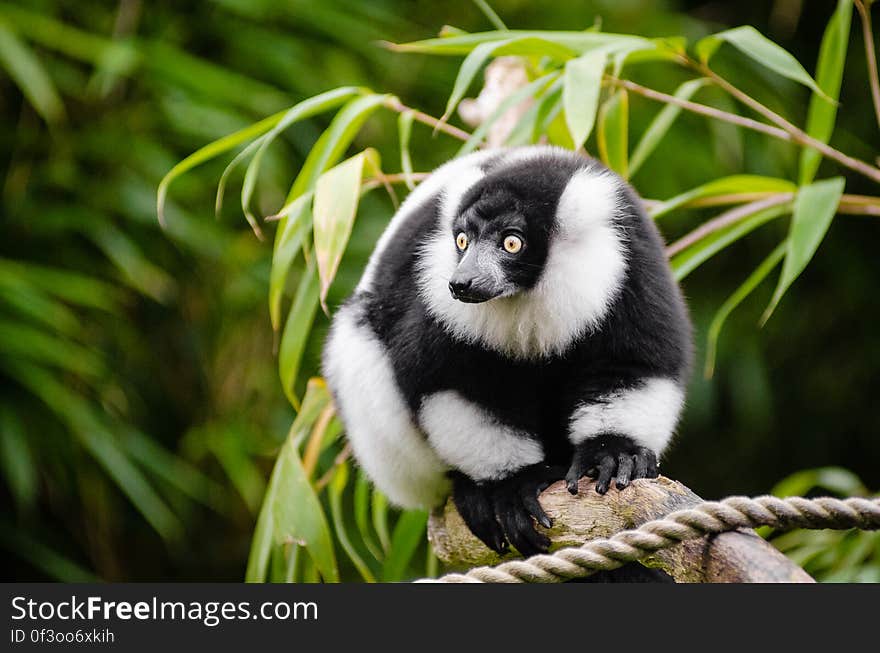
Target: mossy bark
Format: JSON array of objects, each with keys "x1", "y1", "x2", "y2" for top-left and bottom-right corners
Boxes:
[{"x1": 428, "y1": 476, "x2": 814, "y2": 583}]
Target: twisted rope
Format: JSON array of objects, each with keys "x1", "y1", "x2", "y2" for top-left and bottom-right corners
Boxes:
[{"x1": 417, "y1": 495, "x2": 880, "y2": 583}]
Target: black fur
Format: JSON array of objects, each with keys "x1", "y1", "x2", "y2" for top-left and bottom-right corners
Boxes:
[{"x1": 343, "y1": 149, "x2": 692, "y2": 555}]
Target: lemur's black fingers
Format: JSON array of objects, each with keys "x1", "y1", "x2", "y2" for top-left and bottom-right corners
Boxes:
[
  {"x1": 451, "y1": 475, "x2": 508, "y2": 554},
  {"x1": 594, "y1": 455, "x2": 616, "y2": 495},
  {"x1": 521, "y1": 485, "x2": 552, "y2": 529},
  {"x1": 459, "y1": 504, "x2": 508, "y2": 554},
  {"x1": 615, "y1": 454, "x2": 634, "y2": 489},
  {"x1": 565, "y1": 451, "x2": 589, "y2": 494},
  {"x1": 493, "y1": 490, "x2": 550, "y2": 557},
  {"x1": 641, "y1": 447, "x2": 659, "y2": 478},
  {"x1": 633, "y1": 451, "x2": 649, "y2": 479},
  {"x1": 500, "y1": 504, "x2": 550, "y2": 557}
]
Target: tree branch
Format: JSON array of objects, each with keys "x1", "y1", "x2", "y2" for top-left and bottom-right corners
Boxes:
[
  {"x1": 856, "y1": 0, "x2": 880, "y2": 129},
  {"x1": 665, "y1": 193, "x2": 793, "y2": 257},
  {"x1": 384, "y1": 97, "x2": 473, "y2": 143},
  {"x1": 428, "y1": 476, "x2": 814, "y2": 582},
  {"x1": 611, "y1": 74, "x2": 880, "y2": 185}
]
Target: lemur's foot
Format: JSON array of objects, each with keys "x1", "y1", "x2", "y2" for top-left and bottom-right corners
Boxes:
[
  {"x1": 451, "y1": 463, "x2": 564, "y2": 557},
  {"x1": 565, "y1": 434, "x2": 658, "y2": 495}
]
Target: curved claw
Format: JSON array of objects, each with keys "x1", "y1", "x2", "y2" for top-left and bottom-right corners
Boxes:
[
  {"x1": 451, "y1": 472, "x2": 508, "y2": 554},
  {"x1": 566, "y1": 435, "x2": 660, "y2": 495},
  {"x1": 453, "y1": 464, "x2": 564, "y2": 557},
  {"x1": 493, "y1": 490, "x2": 550, "y2": 557}
]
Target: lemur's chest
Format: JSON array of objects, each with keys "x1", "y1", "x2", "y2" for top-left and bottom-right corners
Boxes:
[{"x1": 387, "y1": 317, "x2": 579, "y2": 437}]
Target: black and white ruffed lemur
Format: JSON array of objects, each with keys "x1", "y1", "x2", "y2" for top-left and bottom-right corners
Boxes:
[{"x1": 323, "y1": 146, "x2": 693, "y2": 557}]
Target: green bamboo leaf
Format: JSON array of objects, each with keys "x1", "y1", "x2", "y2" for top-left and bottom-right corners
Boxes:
[
  {"x1": 207, "y1": 431, "x2": 266, "y2": 513},
  {"x1": 85, "y1": 223, "x2": 176, "y2": 303},
  {"x1": 278, "y1": 257, "x2": 320, "y2": 407},
  {"x1": 245, "y1": 465, "x2": 279, "y2": 581},
  {"x1": 239, "y1": 87, "x2": 361, "y2": 234},
  {"x1": 0, "y1": 405, "x2": 37, "y2": 511},
  {"x1": 120, "y1": 427, "x2": 224, "y2": 511},
  {"x1": 762, "y1": 177, "x2": 845, "y2": 324},
  {"x1": 328, "y1": 461, "x2": 376, "y2": 582},
  {"x1": 442, "y1": 38, "x2": 509, "y2": 123},
  {"x1": 0, "y1": 281, "x2": 80, "y2": 335},
  {"x1": 532, "y1": 76, "x2": 571, "y2": 146},
  {"x1": 269, "y1": 192, "x2": 313, "y2": 332},
  {"x1": 382, "y1": 510, "x2": 428, "y2": 582},
  {"x1": 504, "y1": 78, "x2": 559, "y2": 147},
  {"x1": 270, "y1": 439, "x2": 339, "y2": 582},
  {"x1": 650, "y1": 175, "x2": 797, "y2": 219},
  {"x1": 215, "y1": 137, "x2": 264, "y2": 217},
  {"x1": 0, "y1": 527, "x2": 97, "y2": 582},
  {"x1": 772, "y1": 467, "x2": 867, "y2": 499},
  {"x1": 704, "y1": 241, "x2": 787, "y2": 378},
  {"x1": 289, "y1": 378, "x2": 333, "y2": 449},
  {"x1": 799, "y1": 0, "x2": 853, "y2": 184},
  {"x1": 391, "y1": 30, "x2": 651, "y2": 56},
  {"x1": 313, "y1": 150, "x2": 378, "y2": 312},
  {"x1": 630, "y1": 78, "x2": 709, "y2": 177},
  {"x1": 157, "y1": 108, "x2": 289, "y2": 226},
  {"x1": 671, "y1": 204, "x2": 790, "y2": 280},
  {"x1": 398, "y1": 110, "x2": 416, "y2": 190},
  {"x1": 284, "y1": 94, "x2": 388, "y2": 205},
  {"x1": 563, "y1": 51, "x2": 606, "y2": 150},
  {"x1": 0, "y1": 20, "x2": 64, "y2": 123},
  {"x1": 6, "y1": 361, "x2": 182, "y2": 540},
  {"x1": 354, "y1": 470, "x2": 383, "y2": 560},
  {"x1": 372, "y1": 489, "x2": 391, "y2": 552},
  {"x1": 0, "y1": 320, "x2": 104, "y2": 378},
  {"x1": 597, "y1": 89, "x2": 628, "y2": 177},
  {"x1": 0, "y1": 261, "x2": 120, "y2": 312},
  {"x1": 696, "y1": 26, "x2": 827, "y2": 98}
]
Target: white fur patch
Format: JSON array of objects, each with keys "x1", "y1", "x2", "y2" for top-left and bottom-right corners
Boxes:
[
  {"x1": 568, "y1": 378, "x2": 684, "y2": 455},
  {"x1": 417, "y1": 158, "x2": 627, "y2": 359},
  {"x1": 419, "y1": 390, "x2": 544, "y2": 481},
  {"x1": 323, "y1": 305, "x2": 450, "y2": 508},
  {"x1": 357, "y1": 150, "x2": 498, "y2": 291}
]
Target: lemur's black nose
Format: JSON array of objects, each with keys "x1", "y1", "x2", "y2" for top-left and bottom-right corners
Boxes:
[{"x1": 449, "y1": 279, "x2": 472, "y2": 298}]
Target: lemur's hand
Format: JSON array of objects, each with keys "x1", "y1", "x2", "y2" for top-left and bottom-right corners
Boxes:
[
  {"x1": 565, "y1": 434, "x2": 658, "y2": 495},
  {"x1": 451, "y1": 463, "x2": 564, "y2": 557}
]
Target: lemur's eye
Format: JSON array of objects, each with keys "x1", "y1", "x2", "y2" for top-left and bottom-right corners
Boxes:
[
  {"x1": 456, "y1": 232, "x2": 468, "y2": 251},
  {"x1": 503, "y1": 235, "x2": 523, "y2": 254}
]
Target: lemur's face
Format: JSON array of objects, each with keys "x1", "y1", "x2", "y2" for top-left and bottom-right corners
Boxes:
[{"x1": 448, "y1": 187, "x2": 552, "y2": 303}]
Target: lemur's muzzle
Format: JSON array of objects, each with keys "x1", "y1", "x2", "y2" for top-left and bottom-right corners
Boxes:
[{"x1": 449, "y1": 249, "x2": 504, "y2": 303}]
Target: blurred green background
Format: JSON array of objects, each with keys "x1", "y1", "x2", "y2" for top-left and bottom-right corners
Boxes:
[{"x1": 1, "y1": 0, "x2": 878, "y2": 582}]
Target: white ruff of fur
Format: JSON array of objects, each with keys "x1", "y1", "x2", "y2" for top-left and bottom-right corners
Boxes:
[
  {"x1": 419, "y1": 390, "x2": 544, "y2": 481},
  {"x1": 568, "y1": 378, "x2": 685, "y2": 455},
  {"x1": 357, "y1": 150, "x2": 498, "y2": 292},
  {"x1": 417, "y1": 164, "x2": 628, "y2": 359},
  {"x1": 323, "y1": 305, "x2": 450, "y2": 508}
]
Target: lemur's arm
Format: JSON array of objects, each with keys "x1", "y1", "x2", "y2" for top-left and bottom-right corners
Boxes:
[
  {"x1": 418, "y1": 391, "x2": 562, "y2": 556},
  {"x1": 563, "y1": 376, "x2": 685, "y2": 495}
]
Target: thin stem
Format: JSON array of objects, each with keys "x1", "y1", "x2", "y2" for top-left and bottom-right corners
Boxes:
[
  {"x1": 384, "y1": 97, "x2": 473, "y2": 143},
  {"x1": 315, "y1": 445, "x2": 352, "y2": 492},
  {"x1": 694, "y1": 62, "x2": 880, "y2": 184},
  {"x1": 664, "y1": 192, "x2": 880, "y2": 259},
  {"x1": 609, "y1": 77, "x2": 793, "y2": 142},
  {"x1": 472, "y1": 0, "x2": 508, "y2": 31},
  {"x1": 360, "y1": 172, "x2": 431, "y2": 192},
  {"x1": 856, "y1": 0, "x2": 880, "y2": 128},
  {"x1": 666, "y1": 194, "x2": 794, "y2": 258}
]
